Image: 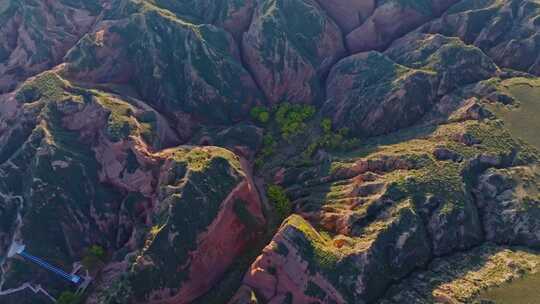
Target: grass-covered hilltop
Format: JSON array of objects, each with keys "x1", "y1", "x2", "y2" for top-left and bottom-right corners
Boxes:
[{"x1": 0, "y1": 0, "x2": 539, "y2": 303}]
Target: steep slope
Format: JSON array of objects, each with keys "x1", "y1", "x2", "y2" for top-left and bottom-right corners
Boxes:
[
  {"x1": 233, "y1": 109, "x2": 539, "y2": 303},
  {"x1": 380, "y1": 245, "x2": 540, "y2": 303},
  {"x1": 63, "y1": 0, "x2": 263, "y2": 132},
  {"x1": 0, "y1": 0, "x2": 104, "y2": 93},
  {"x1": 322, "y1": 33, "x2": 498, "y2": 136},
  {"x1": 242, "y1": 0, "x2": 346, "y2": 104},
  {"x1": 315, "y1": 0, "x2": 375, "y2": 34},
  {"x1": 0, "y1": 72, "x2": 265, "y2": 304},
  {"x1": 420, "y1": 0, "x2": 540, "y2": 75},
  {"x1": 345, "y1": 0, "x2": 461, "y2": 52},
  {"x1": 126, "y1": 146, "x2": 264, "y2": 304}
]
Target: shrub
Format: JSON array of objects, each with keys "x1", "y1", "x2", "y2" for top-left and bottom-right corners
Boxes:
[
  {"x1": 302, "y1": 122, "x2": 359, "y2": 158},
  {"x1": 89, "y1": 245, "x2": 106, "y2": 259},
  {"x1": 233, "y1": 200, "x2": 259, "y2": 229},
  {"x1": 250, "y1": 106, "x2": 270, "y2": 124},
  {"x1": 254, "y1": 157, "x2": 264, "y2": 170},
  {"x1": 321, "y1": 118, "x2": 332, "y2": 134},
  {"x1": 57, "y1": 291, "x2": 82, "y2": 304},
  {"x1": 99, "y1": 275, "x2": 134, "y2": 304},
  {"x1": 82, "y1": 245, "x2": 106, "y2": 272},
  {"x1": 275, "y1": 103, "x2": 315, "y2": 140},
  {"x1": 261, "y1": 133, "x2": 276, "y2": 155},
  {"x1": 258, "y1": 111, "x2": 270, "y2": 124},
  {"x1": 267, "y1": 185, "x2": 292, "y2": 220},
  {"x1": 255, "y1": 133, "x2": 277, "y2": 170}
]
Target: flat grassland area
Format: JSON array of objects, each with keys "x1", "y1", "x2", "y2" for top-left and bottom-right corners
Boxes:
[{"x1": 491, "y1": 81, "x2": 540, "y2": 150}]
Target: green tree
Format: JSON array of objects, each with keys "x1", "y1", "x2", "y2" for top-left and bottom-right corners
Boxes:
[
  {"x1": 89, "y1": 245, "x2": 106, "y2": 259},
  {"x1": 275, "y1": 103, "x2": 315, "y2": 140},
  {"x1": 258, "y1": 111, "x2": 270, "y2": 124},
  {"x1": 250, "y1": 106, "x2": 270, "y2": 124},
  {"x1": 267, "y1": 185, "x2": 292, "y2": 220},
  {"x1": 321, "y1": 118, "x2": 332, "y2": 134}
]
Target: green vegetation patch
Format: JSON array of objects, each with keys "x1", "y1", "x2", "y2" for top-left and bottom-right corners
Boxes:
[
  {"x1": 384, "y1": 160, "x2": 467, "y2": 207},
  {"x1": 81, "y1": 245, "x2": 107, "y2": 272},
  {"x1": 15, "y1": 72, "x2": 66, "y2": 103},
  {"x1": 477, "y1": 270, "x2": 540, "y2": 304},
  {"x1": 252, "y1": 103, "x2": 321, "y2": 169},
  {"x1": 274, "y1": 103, "x2": 315, "y2": 140},
  {"x1": 267, "y1": 184, "x2": 292, "y2": 220},
  {"x1": 303, "y1": 119, "x2": 359, "y2": 158},
  {"x1": 94, "y1": 95, "x2": 138, "y2": 141},
  {"x1": 284, "y1": 215, "x2": 340, "y2": 274},
  {"x1": 250, "y1": 106, "x2": 270, "y2": 125},
  {"x1": 91, "y1": 93, "x2": 156, "y2": 143},
  {"x1": 170, "y1": 146, "x2": 242, "y2": 172},
  {"x1": 488, "y1": 79, "x2": 540, "y2": 150},
  {"x1": 57, "y1": 291, "x2": 83, "y2": 304},
  {"x1": 98, "y1": 274, "x2": 134, "y2": 304}
]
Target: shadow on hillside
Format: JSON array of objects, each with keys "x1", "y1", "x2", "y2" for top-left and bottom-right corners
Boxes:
[
  {"x1": 335, "y1": 123, "x2": 439, "y2": 160},
  {"x1": 380, "y1": 244, "x2": 540, "y2": 303}
]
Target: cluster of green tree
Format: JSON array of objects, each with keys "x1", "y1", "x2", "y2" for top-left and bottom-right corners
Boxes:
[
  {"x1": 274, "y1": 103, "x2": 316, "y2": 140},
  {"x1": 251, "y1": 103, "x2": 361, "y2": 169},
  {"x1": 250, "y1": 103, "x2": 316, "y2": 140},
  {"x1": 251, "y1": 103, "x2": 316, "y2": 168},
  {"x1": 254, "y1": 133, "x2": 277, "y2": 169},
  {"x1": 57, "y1": 245, "x2": 108, "y2": 304},
  {"x1": 303, "y1": 118, "x2": 360, "y2": 158}
]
